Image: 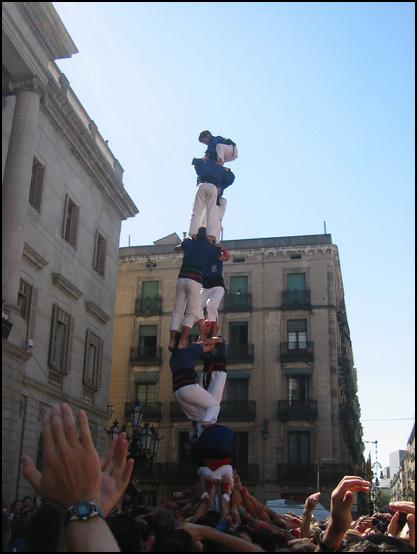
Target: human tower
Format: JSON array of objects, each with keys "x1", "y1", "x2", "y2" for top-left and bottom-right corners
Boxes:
[{"x1": 167, "y1": 130, "x2": 239, "y2": 509}]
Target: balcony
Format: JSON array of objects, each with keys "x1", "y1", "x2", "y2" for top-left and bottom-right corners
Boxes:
[
  {"x1": 277, "y1": 463, "x2": 353, "y2": 486},
  {"x1": 281, "y1": 290, "x2": 311, "y2": 310},
  {"x1": 234, "y1": 464, "x2": 259, "y2": 483},
  {"x1": 130, "y1": 346, "x2": 162, "y2": 365},
  {"x1": 223, "y1": 293, "x2": 252, "y2": 312},
  {"x1": 124, "y1": 402, "x2": 162, "y2": 421},
  {"x1": 219, "y1": 401, "x2": 256, "y2": 421},
  {"x1": 227, "y1": 343, "x2": 254, "y2": 364},
  {"x1": 135, "y1": 296, "x2": 162, "y2": 316},
  {"x1": 277, "y1": 400, "x2": 318, "y2": 421},
  {"x1": 161, "y1": 463, "x2": 259, "y2": 484},
  {"x1": 280, "y1": 342, "x2": 314, "y2": 363}
]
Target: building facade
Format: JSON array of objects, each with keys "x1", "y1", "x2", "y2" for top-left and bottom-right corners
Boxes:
[
  {"x1": 391, "y1": 424, "x2": 415, "y2": 501},
  {"x1": 2, "y1": 2, "x2": 138, "y2": 503},
  {"x1": 109, "y1": 233, "x2": 365, "y2": 508}
]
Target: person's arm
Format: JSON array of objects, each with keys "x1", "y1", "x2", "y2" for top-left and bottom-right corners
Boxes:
[
  {"x1": 65, "y1": 517, "x2": 120, "y2": 552},
  {"x1": 301, "y1": 492, "x2": 320, "y2": 538},
  {"x1": 219, "y1": 247, "x2": 230, "y2": 262},
  {"x1": 316, "y1": 476, "x2": 370, "y2": 551},
  {"x1": 182, "y1": 523, "x2": 265, "y2": 552},
  {"x1": 21, "y1": 403, "x2": 121, "y2": 552},
  {"x1": 389, "y1": 501, "x2": 415, "y2": 548},
  {"x1": 199, "y1": 336, "x2": 224, "y2": 353}
]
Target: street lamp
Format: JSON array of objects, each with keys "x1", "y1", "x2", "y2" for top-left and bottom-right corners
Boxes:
[
  {"x1": 106, "y1": 419, "x2": 121, "y2": 442},
  {"x1": 127, "y1": 402, "x2": 161, "y2": 465},
  {"x1": 317, "y1": 457, "x2": 336, "y2": 491},
  {"x1": 130, "y1": 400, "x2": 145, "y2": 429}
]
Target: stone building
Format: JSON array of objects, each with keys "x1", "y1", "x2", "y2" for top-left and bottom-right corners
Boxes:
[
  {"x1": 2, "y1": 2, "x2": 138, "y2": 503},
  {"x1": 391, "y1": 424, "x2": 415, "y2": 501},
  {"x1": 109, "y1": 233, "x2": 365, "y2": 508}
]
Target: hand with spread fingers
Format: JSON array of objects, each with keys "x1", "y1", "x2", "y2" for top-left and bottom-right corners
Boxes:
[
  {"x1": 21, "y1": 403, "x2": 101, "y2": 509},
  {"x1": 389, "y1": 501, "x2": 415, "y2": 548},
  {"x1": 99, "y1": 432, "x2": 135, "y2": 517}
]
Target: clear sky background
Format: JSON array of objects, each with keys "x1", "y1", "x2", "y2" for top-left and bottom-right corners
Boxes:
[{"x1": 53, "y1": 2, "x2": 415, "y2": 470}]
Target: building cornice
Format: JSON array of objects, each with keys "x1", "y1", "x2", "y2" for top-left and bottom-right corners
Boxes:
[
  {"x1": 44, "y1": 63, "x2": 138, "y2": 220},
  {"x1": 23, "y1": 243, "x2": 49, "y2": 270},
  {"x1": 85, "y1": 301, "x2": 111, "y2": 324},
  {"x1": 52, "y1": 272, "x2": 83, "y2": 300}
]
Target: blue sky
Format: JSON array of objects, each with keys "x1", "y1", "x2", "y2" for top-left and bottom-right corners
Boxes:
[{"x1": 53, "y1": 2, "x2": 415, "y2": 469}]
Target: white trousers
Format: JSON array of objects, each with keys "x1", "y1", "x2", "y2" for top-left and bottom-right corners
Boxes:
[
  {"x1": 199, "y1": 286, "x2": 225, "y2": 322},
  {"x1": 201, "y1": 197, "x2": 227, "y2": 243},
  {"x1": 216, "y1": 144, "x2": 238, "y2": 163},
  {"x1": 170, "y1": 278, "x2": 202, "y2": 330},
  {"x1": 174, "y1": 384, "x2": 220, "y2": 426},
  {"x1": 197, "y1": 464, "x2": 234, "y2": 484},
  {"x1": 199, "y1": 370, "x2": 226, "y2": 404},
  {"x1": 189, "y1": 182, "x2": 219, "y2": 238}
]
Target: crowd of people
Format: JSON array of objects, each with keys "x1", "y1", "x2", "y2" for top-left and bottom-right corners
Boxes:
[{"x1": 5, "y1": 133, "x2": 415, "y2": 551}]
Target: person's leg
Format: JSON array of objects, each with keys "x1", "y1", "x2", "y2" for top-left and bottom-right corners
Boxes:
[
  {"x1": 189, "y1": 183, "x2": 216, "y2": 237},
  {"x1": 206, "y1": 286, "x2": 225, "y2": 323},
  {"x1": 198, "y1": 288, "x2": 210, "y2": 338},
  {"x1": 179, "y1": 279, "x2": 202, "y2": 348},
  {"x1": 216, "y1": 144, "x2": 238, "y2": 163},
  {"x1": 207, "y1": 371, "x2": 227, "y2": 404},
  {"x1": 174, "y1": 386, "x2": 206, "y2": 421},
  {"x1": 202, "y1": 183, "x2": 220, "y2": 240},
  {"x1": 169, "y1": 278, "x2": 187, "y2": 349},
  {"x1": 178, "y1": 384, "x2": 220, "y2": 428},
  {"x1": 212, "y1": 196, "x2": 227, "y2": 243}
]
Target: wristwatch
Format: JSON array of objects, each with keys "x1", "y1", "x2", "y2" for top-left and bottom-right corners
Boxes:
[{"x1": 64, "y1": 501, "x2": 104, "y2": 524}]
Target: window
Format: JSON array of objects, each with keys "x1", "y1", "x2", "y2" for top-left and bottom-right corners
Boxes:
[
  {"x1": 136, "y1": 383, "x2": 157, "y2": 405},
  {"x1": 93, "y1": 231, "x2": 106, "y2": 276},
  {"x1": 288, "y1": 431, "x2": 311, "y2": 464},
  {"x1": 287, "y1": 319, "x2": 307, "y2": 350},
  {"x1": 83, "y1": 330, "x2": 102, "y2": 390},
  {"x1": 179, "y1": 432, "x2": 190, "y2": 462},
  {"x1": 29, "y1": 158, "x2": 45, "y2": 212},
  {"x1": 17, "y1": 279, "x2": 32, "y2": 321},
  {"x1": 232, "y1": 432, "x2": 249, "y2": 467},
  {"x1": 140, "y1": 491, "x2": 157, "y2": 507},
  {"x1": 62, "y1": 194, "x2": 79, "y2": 248},
  {"x1": 229, "y1": 322, "x2": 248, "y2": 347},
  {"x1": 226, "y1": 379, "x2": 248, "y2": 402},
  {"x1": 287, "y1": 273, "x2": 306, "y2": 290},
  {"x1": 288, "y1": 376, "x2": 309, "y2": 405},
  {"x1": 139, "y1": 325, "x2": 157, "y2": 357},
  {"x1": 140, "y1": 281, "x2": 160, "y2": 313},
  {"x1": 49, "y1": 305, "x2": 72, "y2": 374}
]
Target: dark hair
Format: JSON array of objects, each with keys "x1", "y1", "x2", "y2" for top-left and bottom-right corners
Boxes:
[
  {"x1": 151, "y1": 508, "x2": 175, "y2": 538},
  {"x1": 198, "y1": 130, "x2": 212, "y2": 141},
  {"x1": 25, "y1": 503, "x2": 61, "y2": 552},
  {"x1": 196, "y1": 227, "x2": 207, "y2": 240},
  {"x1": 252, "y1": 530, "x2": 276, "y2": 552},
  {"x1": 107, "y1": 513, "x2": 146, "y2": 552},
  {"x1": 343, "y1": 534, "x2": 414, "y2": 552},
  {"x1": 235, "y1": 524, "x2": 254, "y2": 541},
  {"x1": 152, "y1": 529, "x2": 196, "y2": 552}
]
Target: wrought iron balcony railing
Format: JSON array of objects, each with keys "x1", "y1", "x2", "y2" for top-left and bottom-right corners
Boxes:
[
  {"x1": 219, "y1": 401, "x2": 256, "y2": 421},
  {"x1": 280, "y1": 342, "x2": 314, "y2": 363},
  {"x1": 223, "y1": 293, "x2": 252, "y2": 312},
  {"x1": 124, "y1": 402, "x2": 162, "y2": 421},
  {"x1": 277, "y1": 400, "x2": 318, "y2": 421},
  {"x1": 135, "y1": 296, "x2": 162, "y2": 316},
  {"x1": 130, "y1": 346, "x2": 162, "y2": 365},
  {"x1": 227, "y1": 343, "x2": 254, "y2": 363},
  {"x1": 281, "y1": 290, "x2": 311, "y2": 309},
  {"x1": 277, "y1": 463, "x2": 353, "y2": 486}
]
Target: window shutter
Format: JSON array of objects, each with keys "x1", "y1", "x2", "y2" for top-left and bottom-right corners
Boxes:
[
  {"x1": 62, "y1": 195, "x2": 69, "y2": 238},
  {"x1": 27, "y1": 288, "x2": 38, "y2": 342},
  {"x1": 97, "y1": 236, "x2": 106, "y2": 276},
  {"x1": 48, "y1": 304, "x2": 59, "y2": 369},
  {"x1": 31, "y1": 163, "x2": 45, "y2": 212},
  {"x1": 64, "y1": 315, "x2": 74, "y2": 375},
  {"x1": 69, "y1": 205, "x2": 79, "y2": 248},
  {"x1": 96, "y1": 338, "x2": 103, "y2": 391},
  {"x1": 230, "y1": 276, "x2": 248, "y2": 294},
  {"x1": 287, "y1": 273, "x2": 306, "y2": 291}
]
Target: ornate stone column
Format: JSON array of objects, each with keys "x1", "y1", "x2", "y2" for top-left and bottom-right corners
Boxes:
[{"x1": 2, "y1": 77, "x2": 43, "y2": 315}]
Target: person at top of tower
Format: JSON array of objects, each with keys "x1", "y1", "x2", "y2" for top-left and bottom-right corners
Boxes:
[{"x1": 198, "y1": 130, "x2": 238, "y2": 165}]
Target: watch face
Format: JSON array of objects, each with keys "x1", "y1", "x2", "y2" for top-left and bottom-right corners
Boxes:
[{"x1": 75, "y1": 501, "x2": 93, "y2": 517}]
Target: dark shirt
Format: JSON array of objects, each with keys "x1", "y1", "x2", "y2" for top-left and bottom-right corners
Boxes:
[
  {"x1": 169, "y1": 343, "x2": 203, "y2": 392},
  {"x1": 192, "y1": 425, "x2": 234, "y2": 463},
  {"x1": 178, "y1": 238, "x2": 219, "y2": 284},
  {"x1": 192, "y1": 159, "x2": 235, "y2": 198},
  {"x1": 203, "y1": 254, "x2": 224, "y2": 289},
  {"x1": 205, "y1": 136, "x2": 236, "y2": 161}
]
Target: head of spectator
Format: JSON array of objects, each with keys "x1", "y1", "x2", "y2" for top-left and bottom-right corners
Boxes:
[
  {"x1": 25, "y1": 503, "x2": 61, "y2": 552},
  {"x1": 252, "y1": 529, "x2": 276, "y2": 551},
  {"x1": 152, "y1": 529, "x2": 199, "y2": 552},
  {"x1": 341, "y1": 533, "x2": 415, "y2": 551},
  {"x1": 10, "y1": 499, "x2": 23, "y2": 516},
  {"x1": 22, "y1": 496, "x2": 33, "y2": 511},
  {"x1": 151, "y1": 507, "x2": 176, "y2": 539},
  {"x1": 107, "y1": 513, "x2": 146, "y2": 552}
]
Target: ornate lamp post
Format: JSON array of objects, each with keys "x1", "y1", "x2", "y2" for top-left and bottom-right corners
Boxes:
[{"x1": 106, "y1": 419, "x2": 121, "y2": 442}]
